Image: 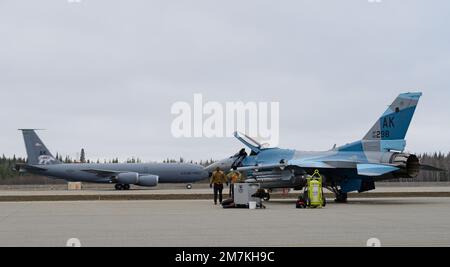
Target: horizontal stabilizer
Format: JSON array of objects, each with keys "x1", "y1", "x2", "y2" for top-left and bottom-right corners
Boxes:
[
  {"x1": 19, "y1": 164, "x2": 48, "y2": 172},
  {"x1": 420, "y1": 165, "x2": 446, "y2": 172},
  {"x1": 357, "y1": 164, "x2": 399, "y2": 176}
]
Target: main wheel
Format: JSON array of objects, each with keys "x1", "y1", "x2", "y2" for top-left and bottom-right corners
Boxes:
[
  {"x1": 115, "y1": 184, "x2": 124, "y2": 190},
  {"x1": 123, "y1": 184, "x2": 130, "y2": 190},
  {"x1": 334, "y1": 192, "x2": 348, "y2": 203}
]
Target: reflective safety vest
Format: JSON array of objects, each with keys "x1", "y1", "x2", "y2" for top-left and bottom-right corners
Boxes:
[{"x1": 228, "y1": 172, "x2": 241, "y2": 183}]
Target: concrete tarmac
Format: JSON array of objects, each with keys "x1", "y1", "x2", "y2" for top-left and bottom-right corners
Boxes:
[
  {"x1": 0, "y1": 198, "x2": 449, "y2": 247},
  {"x1": 1, "y1": 186, "x2": 450, "y2": 201}
]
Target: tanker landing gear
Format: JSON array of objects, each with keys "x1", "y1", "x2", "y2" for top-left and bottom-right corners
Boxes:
[{"x1": 115, "y1": 184, "x2": 130, "y2": 191}]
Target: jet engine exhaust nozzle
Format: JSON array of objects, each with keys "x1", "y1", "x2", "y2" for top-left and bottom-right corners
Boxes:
[{"x1": 391, "y1": 153, "x2": 420, "y2": 178}]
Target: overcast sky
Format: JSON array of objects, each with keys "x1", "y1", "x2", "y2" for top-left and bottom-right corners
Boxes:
[{"x1": 1, "y1": 0, "x2": 449, "y2": 162}]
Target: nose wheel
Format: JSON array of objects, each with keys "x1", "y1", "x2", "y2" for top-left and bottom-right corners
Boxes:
[{"x1": 263, "y1": 190, "x2": 271, "y2": 201}]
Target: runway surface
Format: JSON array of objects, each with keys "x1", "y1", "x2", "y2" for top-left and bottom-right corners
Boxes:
[
  {"x1": 2, "y1": 186, "x2": 450, "y2": 195},
  {"x1": 1, "y1": 186, "x2": 450, "y2": 201},
  {"x1": 0, "y1": 198, "x2": 449, "y2": 247}
]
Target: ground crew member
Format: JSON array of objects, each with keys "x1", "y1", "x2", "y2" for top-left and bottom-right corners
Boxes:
[
  {"x1": 210, "y1": 167, "x2": 228, "y2": 205},
  {"x1": 227, "y1": 170, "x2": 242, "y2": 199}
]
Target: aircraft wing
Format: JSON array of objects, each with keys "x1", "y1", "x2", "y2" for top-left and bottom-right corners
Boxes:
[
  {"x1": 237, "y1": 160, "x2": 407, "y2": 176},
  {"x1": 81, "y1": 169, "x2": 122, "y2": 177},
  {"x1": 289, "y1": 160, "x2": 337, "y2": 169},
  {"x1": 236, "y1": 160, "x2": 445, "y2": 177}
]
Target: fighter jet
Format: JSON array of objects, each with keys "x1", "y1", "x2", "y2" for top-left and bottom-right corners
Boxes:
[
  {"x1": 206, "y1": 92, "x2": 444, "y2": 202},
  {"x1": 16, "y1": 130, "x2": 209, "y2": 190}
]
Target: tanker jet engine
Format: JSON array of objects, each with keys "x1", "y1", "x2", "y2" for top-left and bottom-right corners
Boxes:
[
  {"x1": 16, "y1": 130, "x2": 208, "y2": 190},
  {"x1": 206, "y1": 92, "x2": 444, "y2": 202}
]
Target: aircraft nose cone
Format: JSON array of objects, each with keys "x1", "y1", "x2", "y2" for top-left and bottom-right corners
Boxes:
[
  {"x1": 190, "y1": 164, "x2": 210, "y2": 181},
  {"x1": 205, "y1": 162, "x2": 218, "y2": 174},
  {"x1": 205, "y1": 158, "x2": 234, "y2": 174}
]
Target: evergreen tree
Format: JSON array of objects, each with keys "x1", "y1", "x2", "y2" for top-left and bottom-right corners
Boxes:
[{"x1": 80, "y1": 149, "x2": 86, "y2": 163}]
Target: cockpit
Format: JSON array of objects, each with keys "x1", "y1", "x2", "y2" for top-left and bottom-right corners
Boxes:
[
  {"x1": 234, "y1": 132, "x2": 263, "y2": 153},
  {"x1": 230, "y1": 148, "x2": 248, "y2": 158}
]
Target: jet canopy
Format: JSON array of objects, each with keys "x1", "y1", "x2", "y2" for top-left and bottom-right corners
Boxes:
[{"x1": 233, "y1": 132, "x2": 264, "y2": 154}]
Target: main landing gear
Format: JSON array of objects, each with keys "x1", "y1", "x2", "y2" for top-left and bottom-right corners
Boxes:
[
  {"x1": 334, "y1": 191, "x2": 348, "y2": 203},
  {"x1": 329, "y1": 185, "x2": 348, "y2": 203},
  {"x1": 251, "y1": 189, "x2": 271, "y2": 201},
  {"x1": 115, "y1": 184, "x2": 130, "y2": 190}
]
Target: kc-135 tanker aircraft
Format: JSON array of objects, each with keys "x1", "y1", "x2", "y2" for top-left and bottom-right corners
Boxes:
[
  {"x1": 206, "y1": 92, "x2": 444, "y2": 202},
  {"x1": 15, "y1": 130, "x2": 208, "y2": 190}
]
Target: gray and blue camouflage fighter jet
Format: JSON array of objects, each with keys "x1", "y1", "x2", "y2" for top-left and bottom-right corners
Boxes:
[
  {"x1": 16, "y1": 130, "x2": 208, "y2": 190},
  {"x1": 206, "y1": 92, "x2": 443, "y2": 202}
]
